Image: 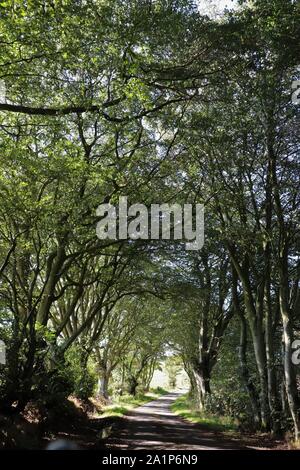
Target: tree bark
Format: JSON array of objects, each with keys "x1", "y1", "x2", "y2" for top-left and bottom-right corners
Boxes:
[
  {"x1": 238, "y1": 313, "x2": 261, "y2": 427},
  {"x1": 192, "y1": 359, "x2": 211, "y2": 410},
  {"x1": 232, "y1": 268, "x2": 261, "y2": 427},
  {"x1": 97, "y1": 373, "x2": 109, "y2": 399}
]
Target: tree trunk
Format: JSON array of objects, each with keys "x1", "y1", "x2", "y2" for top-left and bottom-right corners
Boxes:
[
  {"x1": 268, "y1": 133, "x2": 300, "y2": 440},
  {"x1": 128, "y1": 377, "x2": 139, "y2": 396},
  {"x1": 238, "y1": 313, "x2": 261, "y2": 427},
  {"x1": 184, "y1": 361, "x2": 196, "y2": 396},
  {"x1": 97, "y1": 373, "x2": 109, "y2": 399},
  {"x1": 265, "y1": 283, "x2": 280, "y2": 434},
  {"x1": 192, "y1": 360, "x2": 211, "y2": 410},
  {"x1": 232, "y1": 265, "x2": 261, "y2": 426},
  {"x1": 229, "y1": 249, "x2": 270, "y2": 430},
  {"x1": 264, "y1": 157, "x2": 280, "y2": 434},
  {"x1": 250, "y1": 324, "x2": 270, "y2": 430},
  {"x1": 280, "y1": 262, "x2": 300, "y2": 440}
]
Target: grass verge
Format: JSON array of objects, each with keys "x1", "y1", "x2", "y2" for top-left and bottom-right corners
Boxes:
[{"x1": 171, "y1": 395, "x2": 237, "y2": 433}]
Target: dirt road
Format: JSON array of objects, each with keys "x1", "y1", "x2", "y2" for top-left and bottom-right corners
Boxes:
[{"x1": 105, "y1": 392, "x2": 258, "y2": 450}]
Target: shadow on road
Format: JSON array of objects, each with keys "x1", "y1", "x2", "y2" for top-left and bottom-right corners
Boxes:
[{"x1": 105, "y1": 392, "x2": 248, "y2": 450}]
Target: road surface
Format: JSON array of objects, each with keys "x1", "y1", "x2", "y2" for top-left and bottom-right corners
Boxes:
[{"x1": 105, "y1": 392, "x2": 249, "y2": 450}]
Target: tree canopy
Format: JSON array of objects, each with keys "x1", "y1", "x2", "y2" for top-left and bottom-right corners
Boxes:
[{"x1": 0, "y1": 0, "x2": 299, "y2": 446}]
